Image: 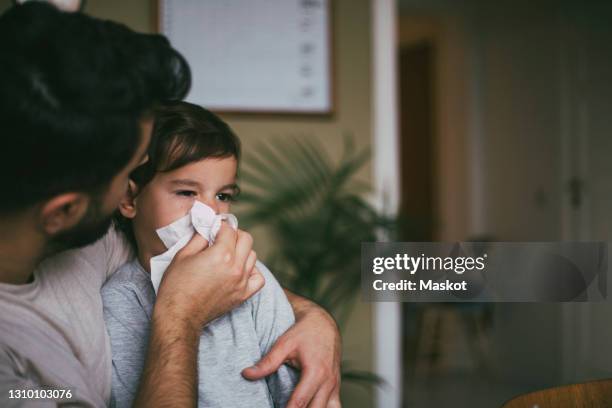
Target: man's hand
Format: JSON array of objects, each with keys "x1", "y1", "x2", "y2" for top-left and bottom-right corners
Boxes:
[
  {"x1": 134, "y1": 223, "x2": 265, "y2": 407},
  {"x1": 242, "y1": 292, "x2": 342, "y2": 408},
  {"x1": 156, "y1": 223, "x2": 264, "y2": 329}
]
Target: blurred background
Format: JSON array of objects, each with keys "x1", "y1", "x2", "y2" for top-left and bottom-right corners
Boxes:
[{"x1": 3, "y1": 0, "x2": 612, "y2": 407}]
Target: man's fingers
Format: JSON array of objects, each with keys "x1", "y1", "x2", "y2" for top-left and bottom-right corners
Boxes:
[
  {"x1": 244, "y1": 268, "x2": 265, "y2": 298},
  {"x1": 286, "y1": 369, "x2": 321, "y2": 408},
  {"x1": 245, "y1": 250, "x2": 257, "y2": 274},
  {"x1": 176, "y1": 233, "x2": 209, "y2": 258},
  {"x1": 234, "y1": 229, "x2": 253, "y2": 273},
  {"x1": 327, "y1": 389, "x2": 342, "y2": 408},
  {"x1": 213, "y1": 222, "x2": 237, "y2": 248},
  {"x1": 308, "y1": 385, "x2": 335, "y2": 408},
  {"x1": 241, "y1": 335, "x2": 293, "y2": 380}
]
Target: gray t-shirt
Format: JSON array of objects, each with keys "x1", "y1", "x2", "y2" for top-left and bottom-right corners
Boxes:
[{"x1": 101, "y1": 259, "x2": 298, "y2": 408}]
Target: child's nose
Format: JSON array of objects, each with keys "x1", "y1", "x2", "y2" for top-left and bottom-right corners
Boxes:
[{"x1": 199, "y1": 199, "x2": 219, "y2": 214}]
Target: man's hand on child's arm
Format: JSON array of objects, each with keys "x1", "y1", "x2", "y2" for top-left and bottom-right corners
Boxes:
[
  {"x1": 134, "y1": 224, "x2": 264, "y2": 407},
  {"x1": 242, "y1": 290, "x2": 342, "y2": 408}
]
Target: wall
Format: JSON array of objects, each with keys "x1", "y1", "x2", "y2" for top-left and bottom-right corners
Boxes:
[
  {"x1": 0, "y1": 0, "x2": 375, "y2": 406},
  {"x1": 474, "y1": 2, "x2": 563, "y2": 242}
]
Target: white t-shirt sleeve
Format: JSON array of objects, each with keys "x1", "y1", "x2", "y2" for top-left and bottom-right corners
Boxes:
[
  {"x1": 71, "y1": 225, "x2": 134, "y2": 285},
  {"x1": 100, "y1": 225, "x2": 133, "y2": 281},
  {"x1": 36, "y1": 225, "x2": 134, "y2": 290}
]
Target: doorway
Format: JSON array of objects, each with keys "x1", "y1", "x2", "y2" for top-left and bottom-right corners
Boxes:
[{"x1": 398, "y1": 42, "x2": 436, "y2": 242}]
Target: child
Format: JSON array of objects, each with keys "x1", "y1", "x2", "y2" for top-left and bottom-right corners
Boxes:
[{"x1": 101, "y1": 101, "x2": 298, "y2": 407}]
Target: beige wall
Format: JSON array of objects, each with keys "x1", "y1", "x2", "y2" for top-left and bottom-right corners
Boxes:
[
  {"x1": 86, "y1": 0, "x2": 153, "y2": 32},
  {"x1": 0, "y1": 0, "x2": 375, "y2": 406}
]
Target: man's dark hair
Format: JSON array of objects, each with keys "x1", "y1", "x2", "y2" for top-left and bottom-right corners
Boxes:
[
  {"x1": 115, "y1": 101, "x2": 241, "y2": 246},
  {"x1": 0, "y1": 2, "x2": 191, "y2": 213}
]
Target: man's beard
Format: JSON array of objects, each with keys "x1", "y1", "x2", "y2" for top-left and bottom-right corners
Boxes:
[{"x1": 45, "y1": 199, "x2": 114, "y2": 254}]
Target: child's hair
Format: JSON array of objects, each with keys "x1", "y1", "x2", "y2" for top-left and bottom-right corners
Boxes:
[
  {"x1": 131, "y1": 100, "x2": 241, "y2": 186},
  {"x1": 114, "y1": 101, "x2": 241, "y2": 245}
]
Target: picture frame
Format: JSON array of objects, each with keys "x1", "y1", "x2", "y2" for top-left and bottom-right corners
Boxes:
[{"x1": 155, "y1": 0, "x2": 335, "y2": 116}]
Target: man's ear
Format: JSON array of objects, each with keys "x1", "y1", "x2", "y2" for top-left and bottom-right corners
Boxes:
[
  {"x1": 118, "y1": 180, "x2": 140, "y2": 219},
  {"x1": 40, "y1": 193, "x2": 90, "y2": 235}
]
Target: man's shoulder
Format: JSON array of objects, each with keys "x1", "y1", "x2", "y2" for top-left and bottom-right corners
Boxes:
[
  {"x1": 0, "y1": 288, "x2": 74, "y2": 335},
  {"x1": 0, "y1": 292, "x2": 86, "y2": 373},
  {"x1": 35, "y1": 226, "x2": 133, "y2": 288}
]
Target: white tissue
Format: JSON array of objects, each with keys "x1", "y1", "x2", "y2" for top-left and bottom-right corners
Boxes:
[{"x1": 149, "y1": 201, "x2": 238, "y2": 293}]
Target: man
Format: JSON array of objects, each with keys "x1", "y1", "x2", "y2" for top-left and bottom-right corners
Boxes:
[{"x1": 0, "y1": 3, "x2": 341, "y2": 407}]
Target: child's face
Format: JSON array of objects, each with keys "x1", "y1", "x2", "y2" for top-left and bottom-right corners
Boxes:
[{"x1": 125, "y1": 156, "x2": 238, "y2": 258}]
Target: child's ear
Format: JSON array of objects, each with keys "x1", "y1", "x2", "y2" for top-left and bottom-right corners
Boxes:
[{"x1": 118, "y1": 180, "x2": 139, "y2": 219}]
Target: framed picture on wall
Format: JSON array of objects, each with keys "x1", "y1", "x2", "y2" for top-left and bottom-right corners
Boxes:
[{"x1": 156, "y1": 0, "x2": 334, "y2": 115}]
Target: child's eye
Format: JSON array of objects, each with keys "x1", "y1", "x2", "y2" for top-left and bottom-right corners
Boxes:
[
  {"x1": 176, "y1": 190, "x2": 197, "y2": 197},
  {"x1": 216, "y1": 193, "x2": 235, "y2": 203}
]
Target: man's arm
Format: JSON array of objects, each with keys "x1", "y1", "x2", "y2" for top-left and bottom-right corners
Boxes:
[
  {"x1": 134, "y1": 315, "x2": 200, "y2": 407},
  {"x1": 134, "y1": 226, "x2": 264, "y2": 407},
  {"x1": 242, "y1": 289, "x2": 342, "y2": 408}
]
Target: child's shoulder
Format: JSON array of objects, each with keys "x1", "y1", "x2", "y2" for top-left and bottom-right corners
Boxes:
[
  {"x1": 253, "y1": 261, "x2": 281, "y2": 290},
  {"x1": 102, "y1": 260, "x2": 152, "y2": 298},
  {"x1": 248, "y1": 261, "x2": 291, "y2": 307}
]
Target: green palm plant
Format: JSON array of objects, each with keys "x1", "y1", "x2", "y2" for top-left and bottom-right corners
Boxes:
[{"x1": 237, "y1": 134, "x2": 396, "y2": 388}]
